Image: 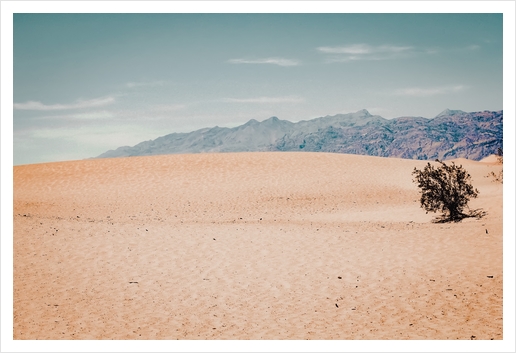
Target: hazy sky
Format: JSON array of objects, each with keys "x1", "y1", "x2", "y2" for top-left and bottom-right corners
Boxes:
[{"x1": 13, "y1": 12, "x2": 503, "y2": 165}]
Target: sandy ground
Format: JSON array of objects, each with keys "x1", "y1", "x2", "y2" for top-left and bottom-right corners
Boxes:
[{"x1": 13, "y1": 152, "x2": 503, "y2": 340}]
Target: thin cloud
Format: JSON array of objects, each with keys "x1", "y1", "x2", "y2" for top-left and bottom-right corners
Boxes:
[
  {"x1": 317, "y1": 44, "x2": 415, "y2": 63},
  {"x1": 317, "y1": 44, "x2": 412, "y2": 54},
  {"x1": 318, "y1": 43, "x2": 482, "y2": 63},
  {"x1": 220, "y1": 96, "x2": 304, "y2": 103},
  {"x1": 14, "y1": 96, "x2": 115, "y2": 111},
  {"x1": 228, "y1": 58, "x2": 300, "y2": 67},
  {"x1": 392, "y1": 85, "x2": 466, "y2": 97}
]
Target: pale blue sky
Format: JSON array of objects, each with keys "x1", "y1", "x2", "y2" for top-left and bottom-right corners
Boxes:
[{"x1": 13, "y1": 13, "x2": 503, "y2": 165}]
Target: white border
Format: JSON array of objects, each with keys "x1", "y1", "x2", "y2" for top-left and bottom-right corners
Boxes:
[
  {"x1": 0, "y1": 0, "x2": 515, "y2": 14},
  {"x1": 2, "y1": 1, "x2": 515, "y2": 352},
  {"x1": 502, "y1": 3, "x2": 516, "y2": 351}
]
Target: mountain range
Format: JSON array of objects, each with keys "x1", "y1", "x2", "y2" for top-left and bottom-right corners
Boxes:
[{"x1": 96, "y1": 109, "x2": 503, "y2": 161}]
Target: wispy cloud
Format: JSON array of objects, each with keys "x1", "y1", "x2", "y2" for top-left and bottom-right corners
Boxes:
[
  {"x1": 228, "y1": 57, "x2": 300, "y2": 67},
  {"x1": 220, "y1": 96, "x2": 303, "y2": 103},
  {"x1": 318, "y1": 44, "x2": 412, "y2": 55},
  {"x1": 318, "y1": 43, "x2": 483, "y2": 63},
  {"x1": 14, "y1": 96, "x2": 115, "y2": 111},
  {"x1": 392, "y1": 85, "x2": 466, "y2": 97},
  {"x1": 317, "y1": 44, "x2": 415, "y2": 62}
]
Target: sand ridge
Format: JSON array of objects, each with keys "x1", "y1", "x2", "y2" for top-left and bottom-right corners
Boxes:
[{"x1": 13, "y1": 152, "x2": 503, "y2": 340}]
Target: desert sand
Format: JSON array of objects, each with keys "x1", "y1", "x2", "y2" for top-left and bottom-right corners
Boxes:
[{"x1": 13, "y1": 152, "x2": 503, "y2": 340}]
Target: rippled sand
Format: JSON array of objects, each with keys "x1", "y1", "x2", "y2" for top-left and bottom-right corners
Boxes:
[{"x1": 13, "y1": 152, "x2": 503, "y2": 341}]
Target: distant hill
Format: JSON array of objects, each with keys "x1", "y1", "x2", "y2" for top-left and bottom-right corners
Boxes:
[{"x1": 96, "y1": 109, "x2": 503, "y2": 161}]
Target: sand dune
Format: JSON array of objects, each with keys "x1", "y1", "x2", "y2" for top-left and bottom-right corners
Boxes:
[{"x1": 13, "y1": 152, "x2": 503, "y2": 340}]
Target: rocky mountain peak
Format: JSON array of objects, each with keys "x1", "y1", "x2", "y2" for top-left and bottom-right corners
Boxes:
[
  {"x1": 96, "y1": 109, "x2": 502, "y2": 161},
  {"x1": 357, "y1": 109, "x2": 371, "y2": 117},
  {"x1": 263, "y1": 116, "x2": 280, "y2": 123},
  {"x1": 435, "y1": 109, "x2": 467, "y2": 118},
  {"x1": 243, "y1": 118, "x2": 259, "y2": 126}
]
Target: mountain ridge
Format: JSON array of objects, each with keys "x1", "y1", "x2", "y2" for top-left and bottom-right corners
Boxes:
[{"x1": 96, "y1": 109, "x2": 502, "y2": 161}]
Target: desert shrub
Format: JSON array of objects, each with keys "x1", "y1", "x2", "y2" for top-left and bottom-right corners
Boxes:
[
  {"x1": 412, "y1": 160, "x2": 479, "y2": 222},
  {"x1": 487, "y1": 148, "x2": 503, "y2": 183}
]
